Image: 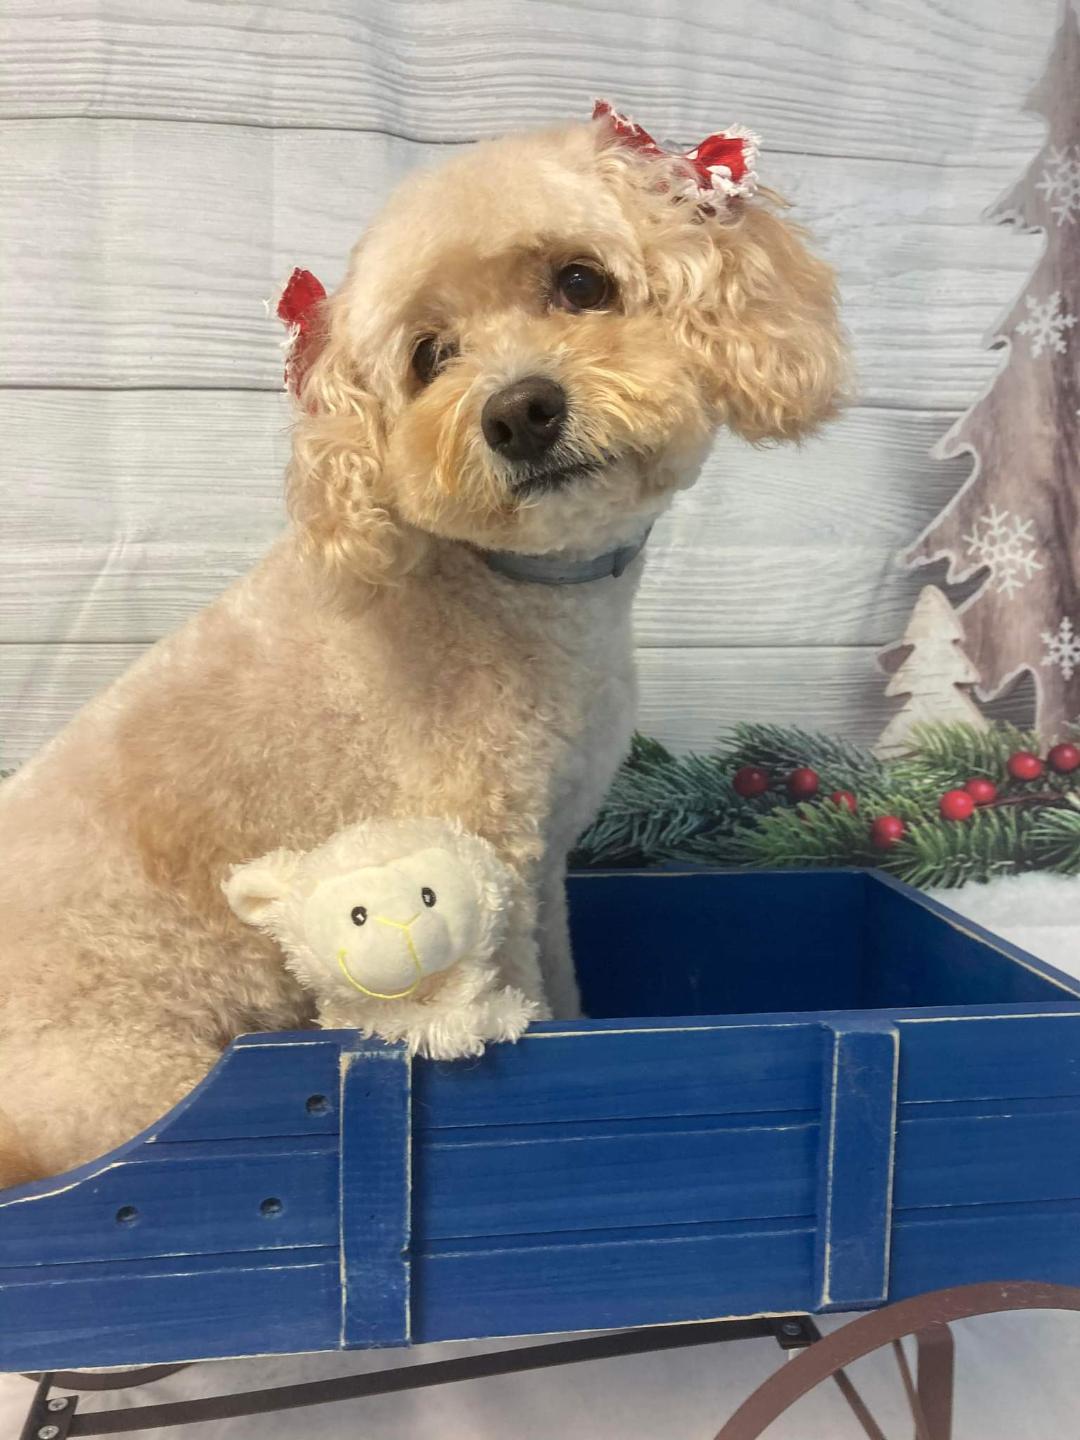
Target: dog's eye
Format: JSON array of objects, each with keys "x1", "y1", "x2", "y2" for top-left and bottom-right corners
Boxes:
[
  {"x1": 412, "y1": 335, "x2": 457, "y2": 386},
  {"x1": 421, "y1": 887, "x2": 437, "y2": 908},
  {"x1": 350, "y1": 905, "x2": 368, "y2": 927},
  {"x1": 554, "y1": 262, "x2": 612, "y2": 312}
]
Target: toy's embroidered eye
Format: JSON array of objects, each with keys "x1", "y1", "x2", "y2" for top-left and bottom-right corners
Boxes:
[
  {"x1": 421, "y1": 887, "x2": 437, "y2": 908},
  {"x1": 412, "y1": 335, "x2": 457, "y2": 386},
  {"x1": 350, "y1": 905, "x2": 368, "y2": 927},
  {"x1": 554, "y1": 262, "x2": 612, "y2": 313}
]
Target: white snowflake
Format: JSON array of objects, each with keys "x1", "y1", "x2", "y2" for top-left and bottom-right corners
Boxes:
[
  {"x1": 963, "y1": 506, "x2": 1043, "y2": 599},
  {"x1": 1042, "y1": 617, "x2": 1080, "y2": 681},
  {"x1": 1017, "y1": 291, "x2": 1077, "y2": 358},
  {"x1": 1035, "y1": 144, "x2": 1080, "y2": 225}
]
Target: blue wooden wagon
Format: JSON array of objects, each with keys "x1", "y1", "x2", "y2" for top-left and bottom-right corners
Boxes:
[{"x1": 5, "y1": 868, "x2": 1080, "y2": 1434}]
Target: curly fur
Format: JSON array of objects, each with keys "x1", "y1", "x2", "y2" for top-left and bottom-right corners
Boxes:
[
  {"x1": 0, "y1": 115, "x2": 845, "y2": 1185},
  {"x1": 225, "y1": 818, "x2": 539, "y2": 1058}
]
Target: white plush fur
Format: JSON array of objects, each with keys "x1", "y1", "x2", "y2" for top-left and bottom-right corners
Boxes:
[
  {"x1": 225, "y1": 818, "x2": 538, "y2": 1057},
  {"x1": 0, "y1": 113, "x2": 844, "y2": 1186}
]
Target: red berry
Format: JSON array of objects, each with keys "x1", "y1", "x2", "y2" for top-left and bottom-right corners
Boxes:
[
  {"x1": 830, "y1": 790, "x2": 858, "y2": 813},
  {"x1": 940, "y1": 789, "x2": 976, "y2": 821},
  {"x1": 733, "y1": 765, "x2": 770, "y2": 798},
  {"x1": 964, "y1": 777, "x2": 997, "y2": 806},
  {"x1": 1007, "y1": 751, "x2": 1044, "y2": 782},
  {"x1": 870, "y1": 815, "x2": 906, "y2": 849},
  {"x1": 787, "y1": 767, "x2": 820, "y2": 800},
  {"x1": 1048, "y1": 743, "x2": 1080, "y2": 774}
]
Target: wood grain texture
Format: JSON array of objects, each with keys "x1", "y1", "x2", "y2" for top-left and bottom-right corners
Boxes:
[
  {"x1": 0, "y1": 119, "x2": 1042, "y2": 406},
  {"x1": 0, "y1": 1135, "x2": 338, "y2": 1268},
  {"x1": 0, "y1": 641, "x2": 898, "y2": 769},
  {"x1": 0, "y1": 0, "x2": 1054, "y2": 165},
  {"x1": 0, "y1": 391, "x2": 965, "y2": 646},
  {"x1": 414, "y1": 1023, "x2": 823, "y2": 1132},
  {"x1": 907, "y1": 3, "x2": 1080, "y2": 740},
  {"x1": 0, "y1": 1247, "x2": 342, "y2": 1371},
  {"x1": 4, "y1": 875, "x2": 1080, "y2": 1367},
  {"x1": 413, "y1": 1219, "x2": 816, "y2": 1343},
  {"x1": 814, "y1": 1020, "x2": 898, "y2": 1309},
  {"x1": 339, "y1": 1043, "x2": 412, "y2": 1348},
  {"x1": 416, "y1": 1116, "x2": 818, "y2": 1241}
]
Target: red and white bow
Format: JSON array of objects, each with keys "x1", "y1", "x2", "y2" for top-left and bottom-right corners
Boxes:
[
  {"x1": 276, "y1": 266, "x2": 326, "y2": 396},
  {"x1": 593, "y1": 99, "x2": 760, "y2": 203}
]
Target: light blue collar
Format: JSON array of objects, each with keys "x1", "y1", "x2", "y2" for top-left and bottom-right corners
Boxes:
[{"x1": 482, "y1": 527, "x2": 652, "y2": 586}]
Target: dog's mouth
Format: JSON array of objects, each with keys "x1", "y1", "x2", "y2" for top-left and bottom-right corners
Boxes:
[{"x1": 511, "y1": 452, "x2": 616, "y2": 497}]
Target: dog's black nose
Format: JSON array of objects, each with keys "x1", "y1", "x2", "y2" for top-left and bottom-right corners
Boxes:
[{"x1": 481, "y1": 377, "x2": 567, "y2": 463}]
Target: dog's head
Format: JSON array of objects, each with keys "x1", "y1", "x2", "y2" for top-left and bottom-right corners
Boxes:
[{"x1": 288, "y1": 113, "x2": 847, "y2": 583}]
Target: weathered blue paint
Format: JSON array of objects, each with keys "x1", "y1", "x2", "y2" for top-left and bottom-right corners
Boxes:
[
  {"x1": 339, "y1": 1037, "x2": 412, "y2": 1348},
  {"x1": 814, "y1": 1018, "x2": 898, "y2": 1309},
  {"x1": 2, "y1": 870, "x2": 1080, "y2": 1369}
]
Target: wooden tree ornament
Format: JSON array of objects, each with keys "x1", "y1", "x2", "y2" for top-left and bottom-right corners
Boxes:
[
  {"x1": 874, "y1": 586, "x2": 988, "y2": 759},
  {"x1": 904, "y1": 0, "x2": 1080, "y2": 741}
]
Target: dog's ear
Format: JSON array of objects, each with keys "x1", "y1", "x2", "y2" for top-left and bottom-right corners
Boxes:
[
  {"x1": 287, "y1": 296, "x2": 422, "y2": 586},
  {"x1": 678, "y1": 201, "x2": 849, "y2": 442},
  {"x1": 223, "y1": 848, "x2": 301, "y2": 927}
]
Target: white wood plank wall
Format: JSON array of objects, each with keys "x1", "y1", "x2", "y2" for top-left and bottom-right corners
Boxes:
[{"x1": 0, "y1": 0, "x2": 1058, "y2": 767}]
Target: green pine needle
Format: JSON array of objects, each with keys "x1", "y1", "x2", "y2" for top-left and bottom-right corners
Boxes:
[
  {"x1": 1029, "y1": 802, "x2": 1080, "y2": 874},
  {"x1": 574, "y1": 722, "x2": 1080, "y2": 889}
]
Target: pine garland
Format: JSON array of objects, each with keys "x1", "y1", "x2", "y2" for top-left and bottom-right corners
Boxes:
[{"x1": 572, "y1": 722, "x2": 1080, "y2": 888}]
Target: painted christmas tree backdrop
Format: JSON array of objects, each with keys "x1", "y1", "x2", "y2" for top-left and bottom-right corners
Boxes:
[
  {"x1": 902, "y1": 0, "x2": 1080, "y2": 742},
  {"x1": 575, "y1": 6, "x2": 1080, "y2": 890}
]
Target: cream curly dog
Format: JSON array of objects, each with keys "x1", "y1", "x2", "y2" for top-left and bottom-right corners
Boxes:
[{"x1": 0, "y1": 108, "x2": 845, "y2": 1185}]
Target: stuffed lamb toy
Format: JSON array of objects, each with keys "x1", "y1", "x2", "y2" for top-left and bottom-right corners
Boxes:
[{"x1": 224, "y1": 818, "x2": 539, "y2": 1058}]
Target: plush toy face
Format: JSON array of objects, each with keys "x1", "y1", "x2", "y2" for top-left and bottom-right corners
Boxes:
[
  {"x1": 223, "y1": 819, "x2": 512, "y2": 1011},
  {"x1": 304, "y1": 847, "x2": 487, "y2": 999}
]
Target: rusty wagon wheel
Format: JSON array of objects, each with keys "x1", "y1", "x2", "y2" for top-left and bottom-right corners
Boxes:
[{"x1": 714, "y1": 1281, "x2": 1080, "y2": 1440}]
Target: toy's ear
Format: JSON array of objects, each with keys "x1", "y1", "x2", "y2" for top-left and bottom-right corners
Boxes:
[{"x1": 223, "y1": 848, "x2": 301, "y2": 927}]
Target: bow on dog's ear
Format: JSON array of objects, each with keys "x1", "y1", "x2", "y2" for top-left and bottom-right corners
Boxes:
[
  {"x1": 278, "y1": 269, "x2": 424, "y2": 586},
  {"x1": 594, "y1": 104, "x2": 849, "y2": 442}
]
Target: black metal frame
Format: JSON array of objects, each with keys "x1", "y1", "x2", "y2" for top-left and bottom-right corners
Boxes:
[{"x1": 16, "y1": 1317, "x2": 819, "y2": 1438}]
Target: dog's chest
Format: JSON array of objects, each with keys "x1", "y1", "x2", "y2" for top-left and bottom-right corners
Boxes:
[{"x1": 389, "y1": 567, "x2": 639, "y2": 856}]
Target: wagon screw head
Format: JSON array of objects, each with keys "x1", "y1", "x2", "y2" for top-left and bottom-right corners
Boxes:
[
  {"x1": 47, "y1": 1399, "x2": 70, "y2": 1411},
  {"x1": 780, "y1": 1320, "x2": 802, "y2": 1337},
  {"x1": 38, "y1": 1426, "x2": 61, "y2": 1439}
]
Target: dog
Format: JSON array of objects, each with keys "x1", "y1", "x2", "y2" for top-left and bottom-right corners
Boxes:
[{"x1": 0, "y1": 107, "x2": 846, "y2": 1184}]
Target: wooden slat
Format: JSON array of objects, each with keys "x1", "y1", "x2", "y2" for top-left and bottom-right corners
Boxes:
[
  {"x1": 0, "y1": 391, "x2": 967, "y2": 647},
  {"x1": 0, "y1": 1247, "x2": 341, "y2": 1371},
  {"x1": 339, "y1": 1041, "x2": 412, "y2": 1348},
  {"x1": 897, "y1": 1014, "x2": 1080, "y2": 1105},
  {"x1": 0, "y1": 641, "x2": 895, "y2": 767},
  {"x1": 890, "y1": 1200, "x2": 1080, "y2": 1303},
  {"x1": 413, "y1": 1025, "x2": 823, "y2": 1132},
  {"x1": 0, "y1": 120, "x2": 1043, "y2": 406},
  {"x1": 814, "y1": 1020, "x2": 898, "y2": 1309},
  {"x1": 413, "y1": 1218, "x2": 815, "y2": 1343},
  {"x1": 0, "y1": 0, "x2": 1054, "y2": 165},
  {"x1": 897, "y1": 1106, "x2": 1080, "y2": 1212},
  {"x1": 867, "y1": 880, "x2": 1080, "y2": 1010},
  {"x1": 0, "y1": 1136, "x2": 338, "y2": 1268},
  {"x1": 151, "y1": 1032, "x2": 342, "y2": 1144},
  {"x1": 415, "y1": 1115, "x2": 818, "y2": 1242}
]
